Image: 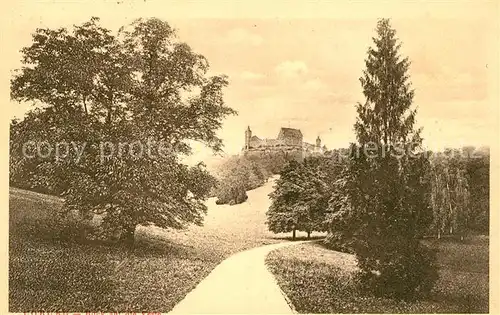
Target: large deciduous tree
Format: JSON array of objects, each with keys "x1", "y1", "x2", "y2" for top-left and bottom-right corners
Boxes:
[
  {"x1": 327, "y1": 19, "x2": 438, "y2": 299},
  {"x1": 10, "y1": 17, "x2": 235, "y2": 244},
  {"x1": 266, "y1": 158, "x2": 329, "y2": 240}
]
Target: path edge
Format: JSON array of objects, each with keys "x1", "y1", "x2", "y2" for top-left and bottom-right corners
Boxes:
[
  {"x1": 276, "y1": 278, "x2": 297, "y2": 314},
  {"x1": 265, "y1": 240, "x2": 316, "y2": 314}
]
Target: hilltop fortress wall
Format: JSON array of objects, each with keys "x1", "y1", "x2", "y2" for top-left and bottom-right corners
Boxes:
[
  {"x1": 243, "y1": 146, "x2": 305, "y2": 162},
  {"x1": 241, "y1": 126, "x2": 326, "y2": 162}
]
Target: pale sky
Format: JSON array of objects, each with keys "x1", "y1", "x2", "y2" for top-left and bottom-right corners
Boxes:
[{"x1": 1, "y1": 0, "x2": 498, "y2": 164}]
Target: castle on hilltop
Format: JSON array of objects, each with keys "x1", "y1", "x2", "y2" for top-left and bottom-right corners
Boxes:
[{"x1": 242, "y1": 126, "x2": 326, "y2": 159}]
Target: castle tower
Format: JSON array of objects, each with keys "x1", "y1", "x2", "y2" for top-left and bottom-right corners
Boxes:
[
  {"x1": 245, "y1": 126, "x2": 252, "y2": 150},
  {"x1": 316, "y1": 136, "x2": 321, "y2": 148}
]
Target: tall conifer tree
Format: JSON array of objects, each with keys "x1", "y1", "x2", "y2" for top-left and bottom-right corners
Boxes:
[{"x1": 329, "y1": 19, "x2": 438, "y2": 299}]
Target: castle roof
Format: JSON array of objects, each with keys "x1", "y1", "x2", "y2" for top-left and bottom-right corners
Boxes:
[{"x1": 278, "y1": 127, "x2": 303, "y2": 140}]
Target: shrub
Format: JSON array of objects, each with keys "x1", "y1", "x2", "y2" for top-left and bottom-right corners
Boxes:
[
  {"x1": 355, "y1": 239, "x2": 439, "y2": 299},
  {"x1": 213, "y1": 155, "x2": 265, "y2": 205}
]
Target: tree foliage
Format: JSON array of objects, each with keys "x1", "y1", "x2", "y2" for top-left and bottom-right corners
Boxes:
[
  {"x1": 429, "y1": 150, "x2": 469, "y2": 239},
  {"x1": 10, "y1": 17, "x2": 235, "y2": 244},
  {"x1": 212, "y1": 151, "x2": 292, "y2": 206},
  {"x1": 326, "y1": 19, "x2": 438, "y2": 299},
  {"x1": 428, "y1": 147, "x2": 489, "y2": 238},
  {"x1": 266, "y1": 157, "x2": 330, "y2": 239},
  {"x1": 212, "y1": 155, "x2": 265, "y2": 205},
  {"x1": 465, "y1": 147, "x2": 489, "y2": 233}
]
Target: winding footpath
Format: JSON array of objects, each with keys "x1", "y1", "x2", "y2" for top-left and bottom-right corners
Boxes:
[{"x1": 169, "y1": 241, "x2": 307, "y2": 314}]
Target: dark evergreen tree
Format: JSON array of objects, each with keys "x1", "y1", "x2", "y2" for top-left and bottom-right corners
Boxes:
[{"x1": 327, "y1": 19, "x2": 438, "y2": 299}]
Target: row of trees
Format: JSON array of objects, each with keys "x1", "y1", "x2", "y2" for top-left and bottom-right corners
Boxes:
[
  {"x1": 267, "y1": 148, "x2": 489, "y2": 241},
  {"x1": 266, "y1": 19, "x2": 489, "y2": 300},
  {"x1": 10, "y1": 17, "x2": 235, "y2": 244}
]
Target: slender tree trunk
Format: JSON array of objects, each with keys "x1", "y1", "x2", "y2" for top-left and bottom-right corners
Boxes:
[
  {"x1": 307, "y1": 231, "x2": 311, "y2": 239},
  {"x1": 82, "y1": 95, "x2": 88, "y2": 116},
  {"x1": 446, "y1": 180, "x2": 454, "y2": 235},
  {"x1": 106, "y1": 91, "x2": 114, "y2": 125},
  {"x1": 106, "y1": 107, "x2": 112, "y2": 125},
  {"x1": 292, "y1": 229, "x2": 296, "y2": 241}
]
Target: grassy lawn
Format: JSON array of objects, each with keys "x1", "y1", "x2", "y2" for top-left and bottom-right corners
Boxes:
[
  {"x1": 9, "y1": 178, "x2": 288, "y2": 313},
  {"x1": 266, "y1": 237, "x2": 489, "y2": 313}
]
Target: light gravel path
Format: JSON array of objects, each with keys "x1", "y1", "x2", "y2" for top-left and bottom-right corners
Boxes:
[{"x1": 169, "y1": 241, "x2": 308, "y2": 314}]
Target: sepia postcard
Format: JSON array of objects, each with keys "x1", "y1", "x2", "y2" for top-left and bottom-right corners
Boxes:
[{"x1": 1, "y1": 0, "x2": 498, "y2": 314}]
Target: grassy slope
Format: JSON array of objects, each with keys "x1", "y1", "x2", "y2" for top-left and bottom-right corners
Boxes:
[
  {"x1": 266, "y1": 238, "x2": 489, "y2": 313},
  {"x1": 9, "y1": 178, "x2": 286, "y2": 313}
]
